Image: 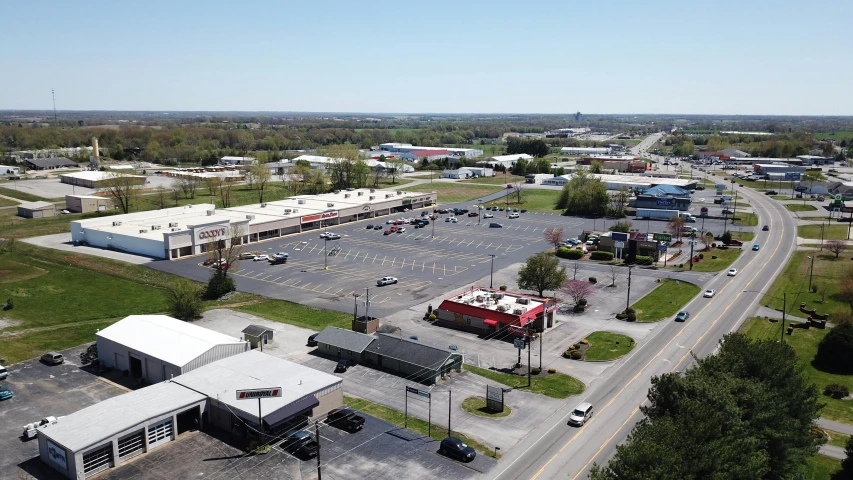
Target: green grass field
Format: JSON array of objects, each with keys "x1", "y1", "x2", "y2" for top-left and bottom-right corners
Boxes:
[
  {"x1": 677, "y1": 247, "x2": 743, "y2": 272},
  {"x1": 786, "y1": 204, "x2": 819, "y2": 212},
  {"x1": 461, "y1": 174, "x2": 525, "y2": 185},
  {"x1": 740, "y1": 317, "x2": 853, "y2": 424},
  {"x1": 799, "y1": 224, "x2": 850, "y2": 240},
  {"x1": 583, "y1": 331, "x2": 635, "y2": 361},
  {"x1": 461, "y1": 396, "x2": 512, "y2": 418},
  {"x1": 0, "y1": 197, "x2": 19, "y2": 207},
  {"x1": 401, "y1": 183, "x2": 503, "y2": 203},
  {"x1": 825, "y1": 430, "x2": 850, "y2": 449},
  {"x1": 734, "y1": 212, "x2": 758, "y2": 226},
  {"x1": 632, "y1": 279, "x2": 701, "y2": 322},
  {"x1": 800, "y1": 454, "x2": 842, "y2": 479},
  {"x1": 484, "y1": 189, "x2": 562, "y2": 214},
  {"x1": 772, "y1": 195, "x2": 796, "y2": 201},
  {"x1": 763, "y1": 250, "x2": 850, "y2": 318},
  {"x1": 814, "y1": 131, "x2": 853, "y2": 141},
  {"x1": 407, "y1": 174, "x2": 440, "y2": 180},
  {"x1": 0, "y1": 186, "x2": 55, "y2": 202},
  {"x1": 463, "y1": 364, "x2": 584, "y2": 399},
  {"x1": 234, "y1": 299, "x2": 352, "y2": 332}
]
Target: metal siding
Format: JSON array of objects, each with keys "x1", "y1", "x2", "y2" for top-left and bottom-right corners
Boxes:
[
  {"x1": 96, "y1": 336, "x2": 121, "y2": 370},
  {"x1": 181, "y1": 343, "x2": 248, "y2": 373}
]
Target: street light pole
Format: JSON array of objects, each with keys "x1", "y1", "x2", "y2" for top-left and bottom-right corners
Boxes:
[
  {"x1": 352, "y1": 293, "x2": 361, "y2": 321},
  {"x1": 489, "y1": 254, "x2": 496, "y2": 288},
  {"x1": 323, "y1": 238, "x2": 328, "y2": 270},
  {"x1": 625, "y1": 266, "x2": 633, "y2": 312}
]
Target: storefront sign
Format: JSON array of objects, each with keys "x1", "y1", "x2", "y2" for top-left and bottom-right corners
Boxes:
[
  {"x1": 197, "y1": 226, "x2": 227, "y2": 240},
  {"x1": 655, "y1": 198, "x2": 674, "y2": 207},
  {"x1": 300, "y1": 211, "x2": 338, "y2": 225},
  {"x1": 652, "y1": 233, "x2": 672, "y2": 242},
  {"x1": 236, "y1": 388, "x2": 282, "y2": 400},
  {"x1": 611, "y1": 232, "x2": 628, "y2": 242},
  {"x1": 47, "y1": 441, "x2": 67, "y2": 469}
]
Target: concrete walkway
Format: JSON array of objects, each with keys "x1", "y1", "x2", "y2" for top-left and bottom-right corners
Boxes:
[
  {"x1": 819, "y1": 418, "x2": 853, "y2": 436},
  {"x1": 820, "y1": 444, "x2": 846, "y2": 459},
  {"x1": 753, "y1": 306, "x2": 811, "y2": 323}
]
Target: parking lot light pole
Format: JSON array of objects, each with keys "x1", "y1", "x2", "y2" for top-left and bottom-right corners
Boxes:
[
  {"x1": 478, "y1": 201, "x2": 481, "y2": 225},
  {"x1": 489, "y1": 254, "x2": 496, "y2": 288},
  {"x1": 352, "y1": 293, "x2": 361, "y2": 321},
  {"x1": 323, "y1": 238, "x2": 328, "y2": 270},
  {"x1": 625, "y1": 266, "x2": 634, "y2": 312}
]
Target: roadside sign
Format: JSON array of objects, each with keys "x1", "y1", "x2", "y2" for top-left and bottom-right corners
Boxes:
[
  {"x1": 514, "y1": 338, "x2": 526, "y2": 350},
  {"x1": 236, "y1": 388, "x2": 282, "y2": 400},
  {"x1": 657, "y1": 243, "x2": 668, "y2": 252},
  {"x1": 611, "y1": 232, "x2": 628, "y2": 242},
  {"x1": 842, "y1": 206, "x2": 853, "y2": 214},
  {"x1": 486, "y1": 385, "x2": 505, "y2": 413},
  {"x1": 406, "y1": 386, "x2": 431, "y2": 398},
  {"x1": 614, "y1": 241, "x2": 625, "y2": 249},
  {"x1": 652, "y1": 233, "x2": 672, "y2": 242}
]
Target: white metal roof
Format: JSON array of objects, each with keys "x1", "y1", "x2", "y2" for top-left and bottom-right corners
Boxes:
[
  {"x1": 172, "y1": 350, "x2": 341, "y2": 419},
  {"x1": 60, "y1": 171, "x2": 144, "y2": 180},
  {"x1": 97, "y1": 315, "x2": 245, "y2": 367},
  {"x1": 489, "y1": 154, "x2": 533, "y2": 162},
  {"x1": 18, "y1": 201, "x2": 55, "y2": 210},
  {"x1": 38, "y1": 381, "x2": 206, "y2": 453}
]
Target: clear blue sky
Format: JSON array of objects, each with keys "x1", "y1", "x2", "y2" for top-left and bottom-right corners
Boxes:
[{"x1": 2, "y1": 0, "x2": 851, "y2": 115}]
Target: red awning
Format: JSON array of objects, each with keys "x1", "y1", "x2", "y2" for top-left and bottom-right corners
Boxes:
[{"x1": 483, "y1": 319, "x2": 499, "y2": 327}]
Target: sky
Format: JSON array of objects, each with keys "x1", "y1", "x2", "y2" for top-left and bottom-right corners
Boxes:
[{"x1": 1, "y1": 0, "x2": 851, "y2": 115}]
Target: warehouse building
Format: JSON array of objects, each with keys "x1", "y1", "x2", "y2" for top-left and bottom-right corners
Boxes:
[
  {"x1": 363, "y1": 334, "x2": 462, "y2": 385},
  {"x1": 60, "y1": 171, "x2": 146, "y2": 189},
  {"x1": 65, "y1": 194, "x2": 113, "y2": 213},
  {"x1": 485, "y1": 153, "x2": 533, "y2": 168},
  {"x1": 25, "y1": 157, "x2": 78, "y2": 170},
  {"x1": 435, "y1": 287, "x2": 555, "y2": 336},
  {"x1": 17, "y1": 201, "x2": 57, "y2": 218},
  {"x1": 560, "y1": 147, "x2": 611, "y2": 155},
  {"x1": 442, "y1": 166, "x2": 493, "y2": 179},
  {"x1": 378, "y1": 143, "x2": 483, "y2": 159},
  {"x1": 96, "y1": 315, "x2": 249, "y2": 384},
  {"x1": 38, "y1": 351, "x2": 342, "y2": 480},
  {"x1": 220, "y1": 156, "x2": 257, "y2": 166},
  {"x1": 71, "y1": 189, "x2": 436, "y2": 259},
  {"x1": 753, "y1": 163, "x2": 808, "y2": 175},
  {"x1": 542, "y1": 173, "x2": 696, "y2": 190}
]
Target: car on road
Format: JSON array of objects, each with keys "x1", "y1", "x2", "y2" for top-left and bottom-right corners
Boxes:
[
  {"x1": 506, "y1": 184, "x2": 513, "y2": 188},
  {"x1": 509, "y1": 213, "x2": 519, "y2": 219},
  {"x1": 253, "y1": 254, "x2": 269, "y2": 261},
  {"x1": 334, "y1": 359, "x2": 354, "y2": 373},
  {"x1": 377, "y1": 276, "x2": 398, "y2": 286},
  {"x1": 281, "y1": 431, "x2": 319, "y2": 458},
  {"x1": 765, "y1": 190, "x2": 778, "y2": 195},
  {"x1": 0, "y1": 385, "x2": 12, "y2": 401},
  {"x1": 721, "y1": 209, "x2": 734, "y2": 215},
  {"x1": 567, "y1": 402, "x2": 594, "y2": 426},
  {"x1": 727, "y1": 268, "x2": 738, "y2": 276},
  {"x1": 703, "y1": 289, "x2": 716, "y2": 298},
  {"x1": 307, "y1": 333, "x2": 320, "y2": 347},
  {"x1": 373, "y1": 224, "x2": 383, "y2": 230},
  {"x1": 675, "y1": 311, "x2": 690, "y2": 322},
  {"x1": 40, "y1": 352, "x2": 64, "y2": 366},
  {"x1": 520, "y1": 209, "x2": 527, "y2": 213},
  {"x1": 273, "y1": 252, "x2": 289, "y2": 258},
  {"x1": 489, "y1": 223, "x2": 503, "y2": 228},
  {"x1": 483, "y1": 213, "x2": 494, "y2": 218},
  {"x1": 762, "y1": 225, "x2": 769, "y2": 231},
  {"x1": 439, "y1": 437, "x2": 476, "y2": 462},
  {"x1": 326, "y1": 408, "x2": 365, "y2": 432},
  {"x1": 325, "y1": 233, "x2": 341, "y2": 240},
  {"x1": 752, "y1": 244, "x2": 760, "y2": 251}
]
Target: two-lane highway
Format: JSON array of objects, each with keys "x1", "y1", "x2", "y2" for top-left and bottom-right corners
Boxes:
[{"x1": 490, "y1": 172, "x2": 799, "y2": 480}]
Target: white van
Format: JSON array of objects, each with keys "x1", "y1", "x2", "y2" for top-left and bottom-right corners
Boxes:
[{"x1": 0, "y1": 364, "x2": 7, "y2": 380}]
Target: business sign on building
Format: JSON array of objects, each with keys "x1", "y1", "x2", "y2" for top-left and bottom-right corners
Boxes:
[
  {"x1": 629, "y1": 231, "x2": 647, "y2": 241},
  {"x1": 236, "y1": 388, "x2": 282, "y2": 400},
  {"x1": 47, "y1": 441, "x2": 67, "y2": 469},
  {"x1": 300, "y1": 211, "x2": 338, "y2": 225},
  {"x1": 653, "y1": 233, "x2": 672, "y2": 242},
  {"x1": 611, "y1": 232, "x2": 629, "y2": 242},
  {"x1": 197, "y1": 226, "x2": 228, "y2": 241},
  {"x1": 655, "y1": 198, "x2": 674, "y2": 207},
  {"x1": 784, "y1": 172, "x2": 802, "y2": 180}
]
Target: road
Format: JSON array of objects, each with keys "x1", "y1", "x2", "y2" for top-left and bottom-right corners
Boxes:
[
  {"x1": 629, "y1": 132, "x2": 665, "y2": 157},
  {"x1": 489, "y1": 158, "x2": 799, "y2": 479}
]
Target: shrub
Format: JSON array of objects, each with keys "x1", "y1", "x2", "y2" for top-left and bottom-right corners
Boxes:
[
  {"x1": 590, "y1": 251, "x2": 614, "y2": 261},
  {"x1": 570, "y1": 350, "x2": 582, "y2": 360},
  {"x1": 615, "y1": 313, "x2": 627, "y2": 320},
  {"x1": 824, "y1": 384, "x2": 850, "y2": 399},
  {"x1": 563, "y1": 349, "x2": 573, "y2": 358},
  {"x1": 588, "y1": 277, "x2": 598, "y2": 284},
  {"x1": 2, "y1": 298, "x2": 12, "y2": 311},
  {"x1": 573, "y1": 304, "x2": 585, "y2": 313},
  {"x1": 167, "y1": 278, "x2": 203, "y2": 321},
  {"x1": 205, "y1": 272, "x2": 235, "y2": 300},
  {"x1": 711, "y1": 243, "x2": 717, "y2": 248},
  {"x1": 814, "y1": 322, "x2": 853, "y2": 374},
  {"x1": 573, "y1": 343, "x2": 582, "y2": 349},
  {"x1": 698, "y1": 254, "x2": 704, "y2": 259},
  {"x1": 499, "y1": 285, "x2": 507, "y2": 291},
  {"x1": 634, "y1": 255, "x2": 654, "y2": 265},
  {"x1": 579, "y1": 339, "x2": 589, "y2": 345},
  {"x1": 548, "y1": 367, "x2": 556, "y2": 374},
  {"x1": 428, "y1": 313, "x2": 437, "y2": 321},
  {"x1": 578, "y1": 298, "x2": 588, "y2": 306},
  {"x1": 624, "y1": 308, "x2": 636, "y2": 315},
  {"x1": 627, "y1": 311, "x2": 637, "y2": 322},
  {"x1": 558, "y1": 248, "x2": 584, "y2": 260},
  {"x1": 531, "y1": 367, "x2": 542, "y2": 375}
]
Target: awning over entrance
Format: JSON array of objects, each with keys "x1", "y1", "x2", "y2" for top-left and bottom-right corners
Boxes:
[{"x1": 483, "y1": 319, "x2": 499, "y2": 327}]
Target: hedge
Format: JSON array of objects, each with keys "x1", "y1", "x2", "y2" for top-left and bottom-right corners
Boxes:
[
  {"x1": 626, "y1": 255, "x2": 653, "y2": 265},
  {"x1": 590, "y1": 251, "x2": 614, "y2": 261},
  {"x1": 558, "y1": 247, "x2": 584, "y2": 259}
]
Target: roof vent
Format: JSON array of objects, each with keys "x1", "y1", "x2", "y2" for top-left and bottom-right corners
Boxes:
[
  {"x1": 327, "y1": 203, "x2": 334, "y2": 207},
  {"x1": 369, "y1": 196, "x2": 375, "y2": 200},
  {"x1": 168, "y1": 222, "x2": 178, "y2": 228},
  {"x1": 517, "y1": 298, "x2": 530, "y2": 305},
  {"x1": 261, "y1": 203, "x2": 268, "y2": 207},
  {"x1": 206, "y1": 209, "x2": 215, "y2": 216},
  {"x1": 171, "y1": 228, "x2": 180, "y2": 232},
  {"x1": 344, "y1": 194, "x2": 350, "y2": 198},
  {"x1": 283, "y1": 208, "x2": 292, "y2": 214},
  {"x1": 139, "y1": 229, "x2": 148, "y2": 234},
  {"x1": 298, "y1": 199, "x2": 306, "y2": 204},
  {"x1": 151, "y1": 225, "x2": 161, "y2": 230},
  {"x1": 112, "y1": 221, "x2": 122, "y2": 226},
  {"x1": 357, "y1": 191, "x2": 363, "y2": 196},
  {"x1": 370, "y1": 189, "x2": 375, "y2": 193},
  {"x1": 292, "y1": 209, "x2": 299, "y2": 213},
  {"x1": 246, "y1": 215, "x2": 255, "y2": 220}
]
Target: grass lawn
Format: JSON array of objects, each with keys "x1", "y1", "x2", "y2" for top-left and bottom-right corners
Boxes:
[
  {"x1": 463, "y1": 364, "x2": 584, "y2": 399},
  {"x1": 825, "y1": 430, "x2": 850, "y2": 449},
  {"x1": 484, "y1": 189, "x2": 562, "y2": 214},
  {"x1": 734, "y1": 212, "x2": 758, "y2": 227},
  {"x1": 680, "y1": 247, "x2": 743, "y2": 272},
  {"x1": 800, "y1": 454, "x2": 842, "y2": 479},
  {"x1": 814, "y1": 131, "x2": 853, "y2": 141},
  {"x1": 401, "y1": 183, "x2": 503, "y2": 204},
  {"x1": 0, "y1": 186, "x2": 55, "y2": 202},
  {"x1": 0, "y1": 196, "x2": 19, "y2": 207},
  {"x1": 632, "y1": 279, "x2": 701, "y2": 322},
  {"x1": 732, "y1": 231, "x2": 755, "y2": 242},
  {"x1": 407, "y1": 174, "x2": 440, "y2": 180},
  {"x1": 461, "y1": 174, "x2": 525, "y2": 185},
  {"x1": 740, "y1": 317, "x2": 853, "y2": 424},
  {"x1": 461, "y1": 396, "x2": 512, "y2": 418},
  {"x1": 343, "y1": 395, "x2": 502, "y2": 458},
  {"x1": 799, "y1": 224, "x2": 850, "y2": 241},
  {"x1": 234, "y1": 299, "x2": 352, "y2": 332},
  {"x1": 763, "y1": 250, "x2": 850, "y2": 318},
  {"x1": 772, "y1": 195, "x2": 796, "y2": 201},
  {"x1": 583, "y1": 331, "x2": 635, "y2": 361},
  {"x1": 786, "y1": 204, "x2": 819, "y2": 212}
]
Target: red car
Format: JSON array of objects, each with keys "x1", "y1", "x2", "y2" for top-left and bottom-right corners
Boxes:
[
  {"x1": 468, "y1": 212, "x2": 478, "y2": 217},
  {"x1": 384, "y1": 226, "x2": 398, "y2": 235},
  {"x1": 506, "y1": 184, "x2": 513, "y2": 188},
  {"x1": 394, "y1": 220, "x2": 405, "y2": 225}
]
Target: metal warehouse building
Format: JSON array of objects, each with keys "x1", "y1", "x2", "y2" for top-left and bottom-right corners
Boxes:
[
  {"x1": 38, "y1": 350, "x2": 342, "y2": 480},
  {"x1": 59, "y1": 171, "x2": 146, "y2": 189},
  {"x1": 96, "y1": 315, "x2": 249, "y2": 384},
  {"x1": 71, "y1": 188, "x2": 436, "y2": 259}
]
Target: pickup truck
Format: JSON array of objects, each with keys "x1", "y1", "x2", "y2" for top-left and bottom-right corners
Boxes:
[
  {"x1": 326, "y1": 408, "x2": 366, "y2": 432},
  {"x1": 377, "y1": 276, "x2": 398, "y2": 286},
  {"x1": 281, "y1": 430, "x2": 319, "y2": 458}
]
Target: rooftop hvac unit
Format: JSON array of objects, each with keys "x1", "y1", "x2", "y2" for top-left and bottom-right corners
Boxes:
[
  {"x1": 493, "y1": 293, "x2": 504, "y2": 300},
  {"x1": 327, "y1": 203, "x2": 334, "y2": 207},
  {"x1": 517, "y1": 298, "x2": 530, "y2": 305},
  {"x1": 151, "y1": 225, "x2": 161, "y2": 230},
  {"x1": 298, "y1": 200, "x2": 306, "y2": 204},
  {"x1": 139, "y1": 229, "x2": 148, "y2": 234},
  {"x1": 206, "y1": 209, "x2": 215, "y2": 216},
  {"x1": 112, "y1": 221, "x2": 122, "y2": 226},
  {"x1": 171, "y1": 228, "x2": 180, "y2": 232},
  {"x1": 246, "y1": 215, "x2": 255, "y2": 220},
  {"x1": 369, "y1": 196, "x2": 375, "y2": 200},
  {"x1": 168, "y1": 222, "x2": 178, "y2": 228},
  {"x1": 475, "y1": 296, "x2": 484, "y2": 303},
  {"x1": 283, "y1": 209, "x2": 292, "y2": 214},
  {"x1": 261, "y1": 203, "x2": 268, "y2": 207},
  {"x1": 344, "y1": 194, "x2": 350, "y2": 198},
  {"x1": 370, "y1": 189, "x2": 375, "y2": 193},
  {"x1": 357, "y1": 191, "x2": 363, "y2": 196},
  {"x1": 496, "y1": 305, "x2": 507, "y2": 312},
  {"x1": 292, "y1": 209, "x2": 299, "y2": 213},
  {"x1": 513, "y1": 308, "x2": 524, "y2": 315}
]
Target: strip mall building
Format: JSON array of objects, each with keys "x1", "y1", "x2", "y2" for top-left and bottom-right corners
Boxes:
[{"x1": 70, "y1": 189, "x2": 435, "y2": 259}]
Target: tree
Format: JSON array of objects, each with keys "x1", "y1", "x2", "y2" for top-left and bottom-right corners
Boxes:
[
  {"x1": 287, "y1": 163, "x2": 313, "y2": 195},
  {"x1": 562, "y1": 167, "x2": 610, "y2": 217},
  {"x1": 99, "y1": 173, "x2": 144, "y2": 213},
  {"x1": 702, "y1": 231, "x2": 714, "y2": 250},
  {"x1": 204, "y1": 225, "x2": 244, "y2": 299},
  {"x1": 179, "y1": 176, "x2": 200, "y2": 199},
  {"x1": 825, "y1": 239, "x2": 847, "y2": 258},
  {"x1": 802, "y1": 170, "x2": 827, "y2": 192},
  {"x1": 720, "y1": 230, "x2": 733, "y2": 245},
  {"x1": 352, "y1": 159, "x2": 370, "y2": 188},
  {"x1": 590, "y1": 160, "x2": 604, "y2": 174},
  {"x1": 609, "y1": 220, "x2": 632, "y2": 233},
  {"x1": 166, "y1": 278, "x2": 203, "y2": 321},
  {"x1": 386, "y1": 158, "x2": 406, "y2": 184},
  {"x1": 543, "y1": 228, "x2": 565, "y2": 252},
  {"x1": 153, "y1": 186, "x2": 169, "y2": 209},
  {"x1": 841, "y1": 435, "x2": 853, "y2": 478},
  {"x1": 555, "y1": 183, "x2": 570, "y2": 210},
  {"x1": 248, "y1": 161, "x2": 272, "y2": 203},
  {"x1": 512, "y1": 182, "x2": 525, "y2": 204},
  {"x1": 571, "y1": 261, "x2": 580, "y2": 280},
  {"x1": 608, "y1": 265, "x2": 623, "y2": 287},
  {"x1": 218, "y1": 179, "x2": 236, "y2": 208},
  {"x1": 532, "y1": 158, "x2": 551, "y2": 174},
  {"x1": 559, "y1": 279, "x2": 596, "y2": 305},
  {"x1": 512, "y1": 157, "x2": 529, "y2": 176},
  {"x1": 839, "y1": 276, "x2": 853, "y2": 313},
  {"x1": 517, "y1": 253, "x2": 567, "y2": 297},
  {"x1": 610, "y1": 186, "x2": 632, "y2": 215},
  {"x1": 667, "y1": 217, "x2": 685, "y2": 241},
  {"x1": 814, "y1": 322, "x2": 853, "y2": 374}
]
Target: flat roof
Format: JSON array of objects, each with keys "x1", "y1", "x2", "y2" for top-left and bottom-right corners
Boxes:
[
  {"x1": 60, "y1": 171, "x2": 144, "y2": 180},
  {"x1": 39, "y1": 381, "x2": 206, "y2": 453},
  {"x1": 66, "y1": 194, "x2": 108, "y2": 200},
  {"x1": 489, "y1": 154, "x2": 533, "y2": 161},
  {"x1": 18, "y1": 201, "x2": 56, "y2": 210},
  {"x1": 443, "y1": 287, "x2": 546, "y2": 313},
  {"x1": 172, "y1": 350, "x2": 341, "y2": 420},
  {"x1": 97, "y1": 315, "x2": 245, "y2": 368}
]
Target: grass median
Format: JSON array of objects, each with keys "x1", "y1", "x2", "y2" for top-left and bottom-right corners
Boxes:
[
  {"x1": 785, "y1": 204, "x2": 818, "y2": 212},
  {"x1": 583, "y1": 331, "x2": 635, "y2": 361},
  {"x1": 462, "y1": 364, "x2": 584, "y2": 399},
  {"x1": 343, "y1": 395, "x2": 502, "y2": 458},
  {"x1": 632, "y1": 279, "x2": 700, "y2": 322},
  {"x1": 673, "y1": 246, "x2": 743, "y2": 272},
  {"x1": 798, "y1": 224, "x2": 850, "y2": 240},
  {"x1": 461, "y1": 396, "x2": 512, "y2": 418}
]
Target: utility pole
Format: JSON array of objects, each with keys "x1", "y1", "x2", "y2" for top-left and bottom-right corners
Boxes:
[
  {"x1": 52, "y1": 88, "x2": 58, "y2": 125},
  {"x1": 808, "y1": 255, "x2": 815, "y2": 291},
  {"x1": 689, "y1": 239, "x2": 695, "y2": 271},
  {"x1": 489, "y1": 254, "x2": 496, "y2": 288},
  {"x1": 626, "y1": 266, "x2": 633, "y2": 312},
  {"x1": 364, "y1": 288, "x2": 370, "y2": 320},
  {"x1": 527, "y1": 328, "x2": 532, "y2": 387},
  {"x1": 315, "y1": 422, "x2": 322, "y2": 480},
  {"x1": 447, "y1": 389, "x2": 452, "y2": 437},
  {"x1": 781, "y1": 293, "x2": 787, "y2": 344}
]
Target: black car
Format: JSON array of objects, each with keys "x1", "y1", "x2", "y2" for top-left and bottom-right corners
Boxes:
[
  {"x1": 281, "y1": 431, "x2": 319, "y2": 457},
  {"x1": 439, "y1": 437, "x2": 476, "y2": 462},
  {"x1": 366, "y1": 224, "x2": 374, "y2": 229},
  {"x1": 326, "y1": 407, "x2": 366, "y2": 432},
  {"x1": 307, "y1": 333, "x2": 320, "y2": 347},
  {"x1": 335, "y1": 359, "x2": 354, "y2": 372},
  {"x1": 269, "y1": 256, "x2": 287, "y2": 265},
  {"x1": 373, "y1": 224, "x2": 383, "y2": 230}
]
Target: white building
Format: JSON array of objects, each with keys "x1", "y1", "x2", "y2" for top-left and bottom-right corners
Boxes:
[
  {"x1": 560, "y1": 147, "x2": 612, "y2": 155},
  {"x1": 220, "y1": 156, "x2": 257, "y2": 166},
  {"x1": 442, "y1": 166, "x2": 494, "y2": 179},
  {"x1": 484, "y1": 154, "x2": 534, "y2": 168},
  {"x1": 0, "y1": 165, "x2": 21, "y2": 175},
  {"x1": 377, "y1": 143, "x2": 483, "y2": 159},
  {"x1": 542, "y1": 173, "x2": 697, "y2": 190},
  {"x1": 59, "y1": 171, "x2": 147, "y2": 189},
  {"x1": 97, "y1": 315, "x2": 249, "y2": 384}
]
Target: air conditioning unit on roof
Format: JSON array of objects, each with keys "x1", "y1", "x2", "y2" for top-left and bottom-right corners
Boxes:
[
  {"x1": 344, "y1": 194, "x2": 350, "y2": 198},
  {"x1": 112, "y1": 221, "x2": 122, "y2": 226},
  {"x1": 246, "y1": 215, "x2": 255, "y2": 220},
  {"x1": 517, "y1": 298, "x2": 530, "y2": 305},
  {"x1": 171, "y1": 228, "x2": 180, "y2": 232},
  {"x1": 206, "y1": 209, "x2": 215, "y2": 216},
  {"x1": 327, "y1": 203, "x2": 334, "y2": 207},
  {"x1": 169, "y1": 222, "x2": 178, "y2": 228},
  {"x1": 358, "y1": 191, "x2": 363, "y2": 196},
  {"x1": 369, "y1": 196, "x2": 375, "y2": 200},
  {"x1": 139, "y1": 229, "x2": 148, "y2": 234},
  {"x1": 151, "y1": 225, "x2": 161, "y2": 230},
  {"x1": 513, "y1": 308, "x2": 524, "y2": 315},
  {"x1": 283, "y1": 209, "x2": 292, "y2": 214},
  {"x1": 298, "y1": 200, "x2": 306, "y2": 204},
  {"x1": 261, "y1": 203, "x2": 268, "y2": 207},
  {"x1": 496, "y1": 305, "x2": 507, "y2": 312}
]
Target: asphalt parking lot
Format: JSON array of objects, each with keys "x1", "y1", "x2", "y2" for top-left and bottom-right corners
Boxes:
[{"x1": 1, "y1": 345, "x2": 128, "y2": 480}]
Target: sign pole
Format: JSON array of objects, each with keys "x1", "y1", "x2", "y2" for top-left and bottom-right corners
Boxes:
[
  {"x1": 428, "y1": 395, "x2": 432, "y2": 437},
  {"x1": 448, "y1": 389, "x2": 452, "y2": 437},
  {"x1": 404, "y1": 388, "x2": 408, "y2": 428},
  {"x1": 257, "y1": 398, "x2": 262, "y2": 442},
  {"x1": 315, "y1": 422, "x2": 322, "y2": 480}
]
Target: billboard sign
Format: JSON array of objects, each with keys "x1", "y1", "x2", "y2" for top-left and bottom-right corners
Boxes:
[
  {"x1": 629, "y1": 231, "x2": 647, "y2": 241},
  {"x1": 653, "y1": 233, "x2": 672, "y2": 242},
  {"x1": 842, "y1": 206, "x2": 853, "y2": 214},
  {"x1": 300, "y1": 211, "x2": 338, "y2": 225},
  {"x1": 486, "y1": 384, "x2": 504, "y2": 412},
  {"x1": 784, "y1": 172, "x2": 801, "y2": 180},
  {"x1": 236, "y1": 388, "x2": 282, "y2": 400}
]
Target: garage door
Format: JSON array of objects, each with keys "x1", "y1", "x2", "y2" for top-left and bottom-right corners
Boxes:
[
  {"x1": 117, "y1": 430, "x2": 145, "y2": 462},
  {"x1": 82, "y1": 444, "x2": 113, "y2": 477},
  {"x1": 148, "y1": 418, "x2": 173, "y2": 450}
]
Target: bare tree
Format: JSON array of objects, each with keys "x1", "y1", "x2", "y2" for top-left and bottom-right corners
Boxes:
[
  {"x1": 610, "y1": 186, "x2": 632, "y2": 214},
  {"x1": 204, "y1": 224, "x2": 245, "y2": 273},
  {"x1": 571, "y1": 262, "x2": 580, "y2": 280},
  {"x1": 219, "y1": 179, "x2": 236, "y2": 208},
  {"x1": 203, "y1": 176, "x2": 222, "y2": 203},
  {"x1": 248, "y1": 161, "x2": 272, "y2": 202},
  {"x1": 668, "y1": 216, "x2": 685, "y2": 242},
  {"x1": 171, "y1": 183, "x2": 182, "y2": 207},
  {"x1": 153, "y1": 186, "x2": 169, "y2": 209},
  {"x1": 702, "y1": 231, "x2": 714, "y2": 250},
  {"x1": 559, "y1": 279, "x2": 596, "y2": 305},
  {"x1": 99, "y1": 173, "x2": 144, "y2": 213},
  {"x1": 371, "y1": 164, "x2": 387, "y2": 188},
  {"x1": 608, "y1": 265, "x2": 623, "y2": 287},
  {"x1": 512, "y1": 182, "x2": 525, "y2": 204},
  {"x1": 543, "y1": 227, "x2": 565, "y2": 252},
  {"x1": 179, "y1": 176, "x2": 200, "y2": 199},
  {"x1": 386, "y1": 158, "x2": 405, "y2": 185},
  {"x1": 825, "y1": 239, "x2": 847, "y2": 259}
]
